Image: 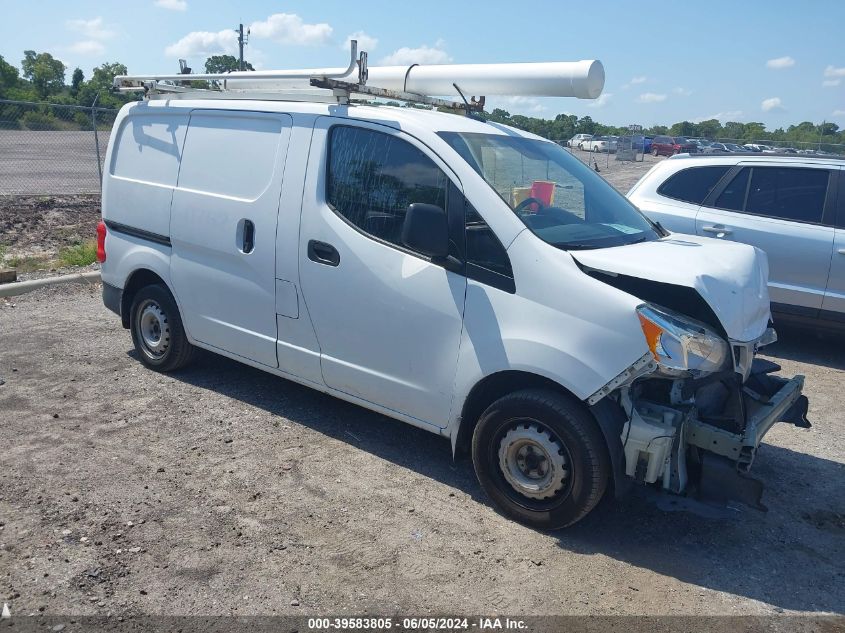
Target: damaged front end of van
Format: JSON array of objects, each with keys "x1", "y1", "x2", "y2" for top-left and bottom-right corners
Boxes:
[{"x1": 575, "y1": 238, "x2": 810, "y2": 512}]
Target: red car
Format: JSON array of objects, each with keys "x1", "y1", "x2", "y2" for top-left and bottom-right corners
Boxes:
[{"x1": 651, "y1": 135, "x2": 698, "y2": 157}]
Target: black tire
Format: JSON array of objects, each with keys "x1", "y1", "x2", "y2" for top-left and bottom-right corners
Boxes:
[
  {"x1": 471, "y1": 388, "x2": 609, "y2": 530},
  {"x1": 651, "y1": 147, "x2": 659, "y2": 157},
  {"x1": 129, "y1": 284, "x2": 195, "y2": 372}
]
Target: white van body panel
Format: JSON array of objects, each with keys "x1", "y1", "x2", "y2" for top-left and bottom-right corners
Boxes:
[
  {"x1": 449, "y1": 229, "x2": 647, "y2": 431},
  {"x1": 298, "y1": 117, "x2": 468, "y2": 428},
  {"x1": 169, "y1": 110, "x2": 292, "y2": 368},
  {"x1": 105, "y1": 109, "x2": 189, "y2": 239}
]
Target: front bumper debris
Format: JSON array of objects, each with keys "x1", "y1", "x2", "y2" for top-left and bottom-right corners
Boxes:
[
  {"x1": 687, "y1": 374, "x2": 808, "y2": 472},
  {"x1": 693, "y1": 370, "x2": 809, "y2": 511}
]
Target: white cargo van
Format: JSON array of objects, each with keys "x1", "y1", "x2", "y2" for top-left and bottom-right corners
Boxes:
[{"x1": 99, "y1": 62, "x2": 809, "y2": 528}]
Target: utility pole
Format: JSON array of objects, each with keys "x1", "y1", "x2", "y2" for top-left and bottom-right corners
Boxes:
[{"x1": 236, "y1": 23, "x2": 249, "y2": 71}]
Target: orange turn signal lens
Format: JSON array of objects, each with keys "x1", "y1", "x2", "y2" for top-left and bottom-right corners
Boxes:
[{"x1": 637, "y1": 312, "x2": 663, "y2": 358}]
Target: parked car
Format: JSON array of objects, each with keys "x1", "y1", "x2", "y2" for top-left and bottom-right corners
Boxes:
[
  {"x1": 99, "y1": 96, "x2": 808, "y2": 529},
  {"x1": 620, "y1": 134, "x2": 652, "y2": 153},
  {"x1": 582, "y1": 135, "x2": 617, "y2": 152},
  {"x1": 567, "y1": 133, "x2": 593, "y2": 148},
  {"x1": 651, "y1": 135, "x2": 698, "y2": 156},
  {"x1": 724, "y1": 143, "x2": 747, "y2": 153},
  {"x1": 628, "y1": 153, "x2": 845, "y2": 329},
  {"x1": 703, "y1": 142, "x2": 730, "y2": 154}
]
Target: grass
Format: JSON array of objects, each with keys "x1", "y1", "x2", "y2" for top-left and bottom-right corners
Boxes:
[
  {"x1": 58, "y1": 240, "x2": 98, "y2": 267},
  {"x1": 7, "y1": 255, "x2": 49, "y2": 273},
  {"x1": 0, "y1": 243, "x2": 6, "y2": 263}
]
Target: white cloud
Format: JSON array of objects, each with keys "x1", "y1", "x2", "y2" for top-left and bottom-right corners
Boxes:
[
  {"x1": 833, "y1": 109, "x2": 845, "y2": 116},
  {"x1": 766, "y1": 56, "x2": 795, "y2": 69},
  {"x1": 379, "y1": 42, "x2": 452, "y2": 65},
  {"x1": 68, "y1": 40, "x2": 106, "y2": 56},
  {"x1": 155, "y1": 0, "x2": 188, "y2": 11},
  {"x1": 672, "y1": 87, "x2": 693, "y2": 96},
  {"x1": 500, "y1": 95, "x2": 545, "y2": 113},
  {"x1": 588, "y1": 92, "x2": 612, "y2": 108},
  {"x1": 761, "y1": 97, "x2": 784, "y2": 112},
  {"x1": 621, "y1": 75, "x2": 647, "y2": 89},
  {"x1": 823, "y1": 79, "x2": 841, "y2": 87},
  {"x1": 66, "y1": 17, "x2": 115, "y2": 40},
  {"x1": 165, "y1": 29, "x2": 238, "y2": 57},
  {"x1": 824, "y1": 64, "x2": 845, "y2": 77},
  {"x1": 342, "y1": 31, "x2": 377, "y2": 52},
  {"x1": 637, "y1": 92, "x2": 667, "y2": 103},
  {"x1": 692, "y1": 110, "x2": 744, "y2": 123},
  {"x1": 249, "y1": 13, "x2": 333, "y2": 45},
  {"x1": 155, "y1": 0, "x2": 187, "y2": 10}
]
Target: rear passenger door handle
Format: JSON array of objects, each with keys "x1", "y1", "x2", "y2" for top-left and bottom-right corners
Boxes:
[
  {"x1": 838, "y1": 248, "x2": 845, "y2": 255},
  {"x1": 307, "y1": 240, "x2": 340, "y2": 267},
  {"x1": 702, "y1": 225, "x2": 733, "y2": 237}
]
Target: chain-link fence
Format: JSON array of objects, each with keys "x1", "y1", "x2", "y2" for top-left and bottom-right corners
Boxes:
[{"x1": 0, "y1": 99, "x2": 118, "y2": 195}]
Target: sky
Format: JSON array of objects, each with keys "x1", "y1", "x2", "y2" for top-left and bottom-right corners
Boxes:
[{"x1": 2, "y1": 0, "x2": 844, "y2": 129}]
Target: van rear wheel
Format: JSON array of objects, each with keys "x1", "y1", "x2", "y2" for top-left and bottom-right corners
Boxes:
[
  {"x1": 471, "y1": 389, "x2": 609, "y2": 529},
  {"x1": 130, "y1": 284, "x2": 195, "y2": 372}
]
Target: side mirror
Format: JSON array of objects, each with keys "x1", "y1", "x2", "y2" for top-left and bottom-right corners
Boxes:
[{"x1": 401, "y1": 203, "x2": 449, "y2": 259}]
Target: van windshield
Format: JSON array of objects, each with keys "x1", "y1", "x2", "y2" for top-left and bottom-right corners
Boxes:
[{"x1": 438, "y1": 132, "x2": 659, "y2": 250}]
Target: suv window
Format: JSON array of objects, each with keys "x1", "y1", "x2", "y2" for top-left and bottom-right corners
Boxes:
[
  {"x1": 746, "y1": 167, "x2": 829, "y2": 223},
  {"x1": 657, "y1": 166, "x2": 730, "y2": 204},
  {"x1": 714, "y1": 166, "x2": 830, "y2": 223},
  {"x1": 714, "y1": 167, "x2": 750, "y2": 210},
  {"x1": 327, "y1": 126, "x2": 448, "y2": 250}
]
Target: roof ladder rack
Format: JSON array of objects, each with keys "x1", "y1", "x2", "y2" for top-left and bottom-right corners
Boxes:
[{"x1": 112, "y1": 41, "x2": 486, "y2": 113}]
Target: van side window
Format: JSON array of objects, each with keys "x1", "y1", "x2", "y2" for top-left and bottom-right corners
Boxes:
[
  {"x1": 465, "y1": 203, "x2": 513, "y2": 279},
  {"x1": 327, "y1": 126, "x2": 448, "y2": 250},
  {"x1": 657, "y1": 166, "x2": 730, "y2": 205}
]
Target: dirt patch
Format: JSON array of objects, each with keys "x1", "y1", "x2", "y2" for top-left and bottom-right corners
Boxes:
[
  {"x1": 0, "y1": 195, "x2": 101, "y2": 265},
  {"x1": 0, "y1": 285, "x2": 843, "y2": 618}
]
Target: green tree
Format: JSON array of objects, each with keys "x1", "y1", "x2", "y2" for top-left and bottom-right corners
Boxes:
[
  {"x1": 0, "y1": 54, "x2": 20, "y2": 98},
  {"x1": 76, "y1": 62, "x2": 130, "y2": 107},
  {"x1": 205, "y1": 55, "x2": 254, "y2": 73},
  {"x1": 669, "y1": 121, "x2": 696, "y2": 137},
  {"x1": 21, "y1": 50, "x2": 65, "y2": 99},
  {"x1": 70, "y1": 68, "x2": 84, "y2": 96}
]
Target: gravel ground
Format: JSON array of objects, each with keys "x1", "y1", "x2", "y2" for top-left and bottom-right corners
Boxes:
[
  {"x1": 0, "y1": 131, "x2": 109, "y2": 196},
  {"x1": 0, "y1": 285, "x2": 842, "y2": 619}
]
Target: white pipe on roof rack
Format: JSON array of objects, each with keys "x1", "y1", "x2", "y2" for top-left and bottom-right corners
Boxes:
[{"x1": 223, "y1": 60, "x2": 605, "y2": 99}]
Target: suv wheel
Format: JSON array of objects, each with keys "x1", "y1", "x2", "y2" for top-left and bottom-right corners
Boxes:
[
  {"x1": 651, "y1": 147, "x2": 658, "y2": 157},
  {"x1": 471, "y1": 389, "x2": 609, "y2": 529},
  {"x1": 130, "y1": 284, "x2": 195, "y2": 372}
]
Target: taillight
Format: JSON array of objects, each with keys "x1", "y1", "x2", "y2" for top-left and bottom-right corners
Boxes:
[{"x1": 96, "y1": 220, "x2": 107, "y2": 263}]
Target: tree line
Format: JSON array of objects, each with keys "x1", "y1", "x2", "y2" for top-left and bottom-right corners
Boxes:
[{"x1": 0, "y1": 49, "x2": 842, "y2": 150}]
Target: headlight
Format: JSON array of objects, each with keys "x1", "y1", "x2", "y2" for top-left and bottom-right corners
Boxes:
[{"x1": 636, "y1": 304, "x2": 730, "y2": 375}]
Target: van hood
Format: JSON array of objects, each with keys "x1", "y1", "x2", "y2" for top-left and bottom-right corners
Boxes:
[{"x1": 571, "y1": 235, "x2": 771, "y2": 342}]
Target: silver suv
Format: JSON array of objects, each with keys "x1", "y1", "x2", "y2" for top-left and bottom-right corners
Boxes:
[{"x1": 628, "y1": 154, "x2": 845, "y2": 328}]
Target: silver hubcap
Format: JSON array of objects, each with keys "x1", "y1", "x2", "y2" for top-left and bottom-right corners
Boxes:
[
  {"x1": 498, "y1": 422, "x2": 568, "y2": 500},
  {"x1": 138, "y1": 301, "x2": 170, "y2": 358}
]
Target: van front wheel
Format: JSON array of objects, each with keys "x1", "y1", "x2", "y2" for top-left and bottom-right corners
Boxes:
[
  {"x1": 130, "y1": 284, "x2": 195, "y2": 372},
  {"x1": 471, "y1": 389, "x2": 609, "y2": 529}
]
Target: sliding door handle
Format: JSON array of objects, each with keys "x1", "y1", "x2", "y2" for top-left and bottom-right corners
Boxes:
[{"x1": 307, "y1": 240, "x2": 340, "y2": 266}]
